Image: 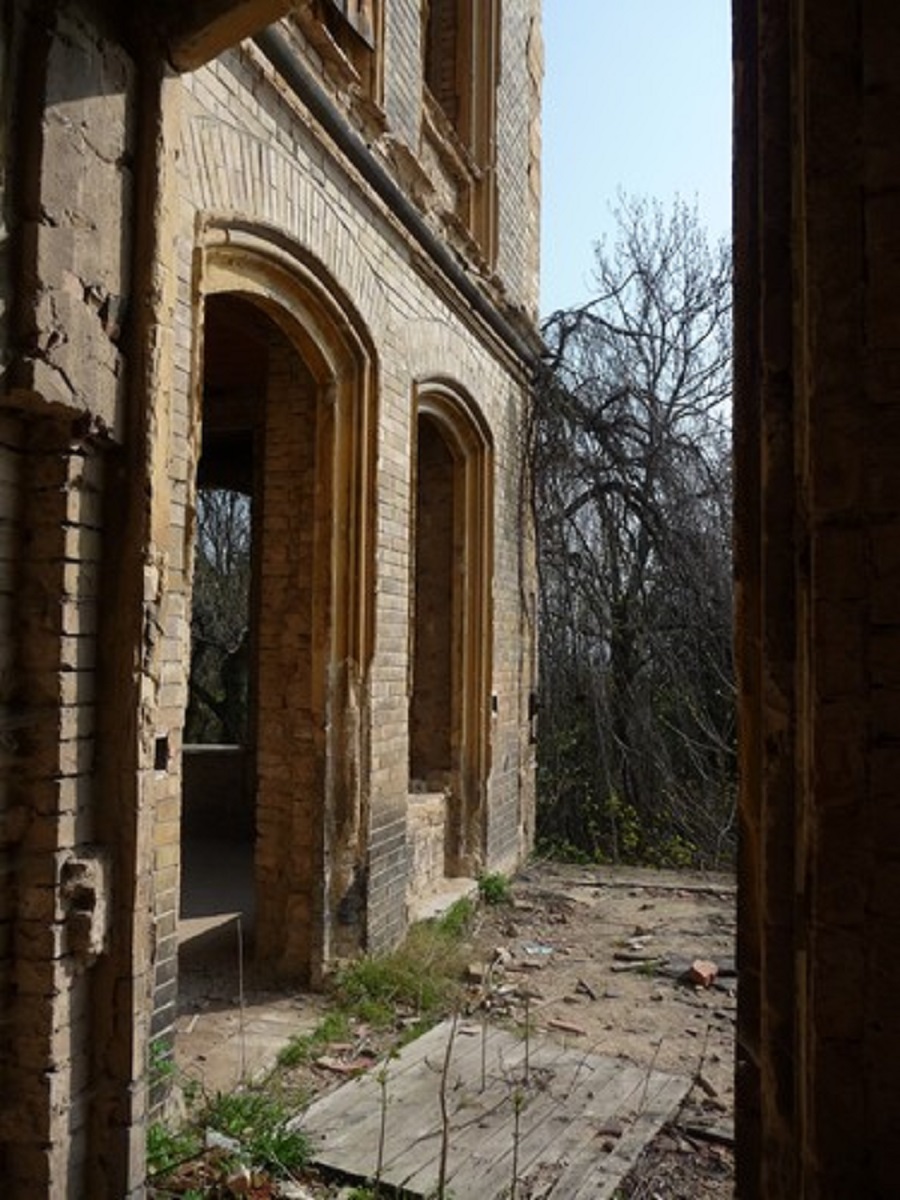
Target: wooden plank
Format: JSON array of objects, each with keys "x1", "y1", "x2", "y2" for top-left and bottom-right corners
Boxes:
[
  {"x1": 509, "y1": 1058, "x2": 645, "y2": 1195},
  {"x1": 298, "y1": 1023, "x2": 492, "y2": 1176},
  {"x1": 383, "y1": 1037, "x2": 554, "y2": 1195},
  {"x1": 487, "y1": 1061, "x2": 668, "y2": 1200},
  {"x1": 342, "y1": 1026, "x2": 539, "y2": 1186},
  {"x1": 303, "y1": 1019, "x2": 691, "y2": 1199},
  {"x1": 437, "y1": 1053, "x2": 627, "y2": 1199},
  {"x1": 559, "y1": 1074, "x2": 690, "y2": 1199}
]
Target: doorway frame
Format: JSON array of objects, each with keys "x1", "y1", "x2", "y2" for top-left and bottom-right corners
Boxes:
[{"x1": 187, "y1": 222, "x2": 378, "y2": 979}]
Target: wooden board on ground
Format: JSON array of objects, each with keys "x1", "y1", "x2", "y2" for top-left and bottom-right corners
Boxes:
[{"x1": 297, "y1": 1019, "x2": 691, "y2": 1199}]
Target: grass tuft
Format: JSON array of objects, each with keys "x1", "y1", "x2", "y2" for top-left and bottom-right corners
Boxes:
[
  {"x1": 478, "y1": 872, "x2": 512, "y2": 906},
  {"x1": 277, "y1": 1010, "x2": 352, "y2": 1068},
  {"x1": 333, "y1": 905, "x2": 473, "y2": 1025}
]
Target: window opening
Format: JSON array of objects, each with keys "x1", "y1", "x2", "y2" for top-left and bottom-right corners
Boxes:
[
  {"x1": 422, "y1": 0, "x2": 499, "y2": 260},
  {"x1": 410, "y1": 415, "x2": 456, "y2": 787}
]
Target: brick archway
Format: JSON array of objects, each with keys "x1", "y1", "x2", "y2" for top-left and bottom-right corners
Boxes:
[
  {"x1": 407, "y1": 381, "x2": 493, "y2": 899},
  {"x1": 195, "y1": 229, "x2": 377, "y2": 980}
]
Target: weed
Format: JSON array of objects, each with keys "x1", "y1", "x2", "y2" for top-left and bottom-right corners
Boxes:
[
  {"x1": 146, "y1": 1122, "x2": 201, "y2": 1177},
  {"x1": 635, "y1": 959, "x2": 662, "y2": 978},
  {"x1": 436, "y1": 895, "x2": 476, "y2": 936},
  {"x1": 149, "y1": 1036, "x2": 175, "y2": 1084},
  {"x1": 334, "y1": 916, "x2": 469, "y2": 1023},
  {"x1": 478, "y1": 872, "x2": 512, "y2": 905},
  {"x1": 277, "y1": 1010, "x2": 352, "y2": 1068},
  {"x1": 374, "y1": 1059, "x2": 390, "y2": 1188},
  {"x1": 396, "y1": 1015, "x2": 433, "y2": 1049},
  {"x1": 201, "y1": 1089, "x2": 309, "y2": 1175},
  {"x1": 435, "y1": 1014, "x2": 458, "y2": 1199}
]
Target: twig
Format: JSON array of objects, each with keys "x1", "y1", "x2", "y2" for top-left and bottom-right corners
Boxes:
[
  {"x1": 435, "y1": 1013, "x2": 458, "y2": 1199},
  {"x1": 692, "y1": 1020, "x2": 719, "y2": 1098},
  {"x1": 511, "y1": 1088, "x2": 524, "y2": 1200},
  {"x1": 375, "y1": 1058, "x2": 390, "y2": 1192},
  {"x1": 235, "y1": 914, "x2": 246, "y2": 1082},
  {"x1": 481, "y1": 1008, "x2": 488, "y2": 1093},
  {"x1": 573, "y1": 877, "x2": 735, "y2": 897},
  {"x1": 638, "y1": 1037, "x2": 663, "y2": 1113},
  {"x1": 681, "y1": 1120, "x2": 734, "y2": 1147},
  {"x1": 523, "y1": 993, "x2": 531, "y2": 1085}
]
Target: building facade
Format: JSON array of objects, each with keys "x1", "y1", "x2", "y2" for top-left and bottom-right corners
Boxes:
[{"x1": 0, "y1": 3, "x2": 542, "y2": 1194}]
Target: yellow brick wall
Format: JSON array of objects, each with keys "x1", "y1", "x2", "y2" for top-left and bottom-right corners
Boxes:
[{"x1": 141, "y1": 9, "x2": 538, "y2": 1028}]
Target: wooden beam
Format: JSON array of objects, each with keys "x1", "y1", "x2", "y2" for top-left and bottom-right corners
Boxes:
[{"x1": 165, "y1": 0, "x2": 294, "y2": 71}]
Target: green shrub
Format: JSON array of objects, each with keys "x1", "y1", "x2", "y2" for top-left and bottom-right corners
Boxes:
[
  {"x1": 201, "y1": 1089, "x2": 309, "y2": 1175},
  {"x1": 146, "y1": 1122, "x2": 201, "y2": 1177},
  {"x1": 436, "y1": 895, "x2": 475, "y2": 935},
  {"x1": 478, "y1": 872, "x2": 511, "y2": 906}
]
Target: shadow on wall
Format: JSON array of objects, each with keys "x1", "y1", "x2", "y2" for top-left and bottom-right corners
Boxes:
[{"x1": 182, "y1": 744, "x2": 254, "y2": 841}]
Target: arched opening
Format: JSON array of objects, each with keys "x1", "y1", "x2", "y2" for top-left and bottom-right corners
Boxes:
[
  {"x1": 176, "y1": 235, "x2": 376, "y2": 1014},
  {"x1": 178, "y1": 293, "x2": 267, "y2": 1013},
  {"x1": 409, "y1": 415, "x2": 456, "y2": 788},
  {"x1": 407, "y1": 385, "x2": 492, "y2": 916}
]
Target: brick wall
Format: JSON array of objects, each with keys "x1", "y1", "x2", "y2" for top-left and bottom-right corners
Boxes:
[
  {"x1": 254, "y1": 335, "x2": 321, "y2": 976},
  {"x1": 0, "y1": 415, "x2": 22, "y2": 1187},
  {"x1": 152, "y1": 21, "x2": 539, "y2": 990},
  {"x1": 2, "y1": 420, "x2": 106, "y2": 1195},
  {"x1": 496, "y1": 0, "x2": 542, "y2": 316},
  {"x1": 0, "y1": 2, "x2": 540, "y2": 1191}
]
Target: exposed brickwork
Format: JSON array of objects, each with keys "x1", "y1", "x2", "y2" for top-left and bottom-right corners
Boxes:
[
  {"x1": 2, "y1": 419, "x2": 105, "y2": 1196},
  {"x1": 156, "y1": 27, "x2": 539, "y2": 986},
  {"x1": 9, "y1": 3, "x2": 900, "y2": 1198},
  {"x1": 1, "y1": 1, "x2": 540, "y2": 1192},
  {"x1": 254, "y1": 336, "x2": 322, "y2": 977},
  {"x1": 496, "y1": 0, "x2": 543, "y2": 316}
]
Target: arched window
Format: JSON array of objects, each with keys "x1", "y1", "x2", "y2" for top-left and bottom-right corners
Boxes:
[{"x1": 408, "y1": 383, "x2": 493, "y2": 883}]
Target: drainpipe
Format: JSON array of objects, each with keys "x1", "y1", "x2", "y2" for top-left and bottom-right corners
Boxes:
[{"x1": 253, "y1": 25, "x2": 541, "y2": 372}]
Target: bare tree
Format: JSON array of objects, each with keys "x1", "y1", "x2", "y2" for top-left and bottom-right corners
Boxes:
[
  {"x1": 186, "y1": 488, "x2": 253, "y2": 744},
  {"x1": 534, "y1": 196, "x2": 735, "y2": 867}
]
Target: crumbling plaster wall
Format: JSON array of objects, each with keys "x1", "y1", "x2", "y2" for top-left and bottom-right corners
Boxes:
[
  {"x1": 0, "y1": 5, "x2": 142, "y2": 1196},
  {"x1": 9, "y1": 4, "x2": 133, "y2": 431}
]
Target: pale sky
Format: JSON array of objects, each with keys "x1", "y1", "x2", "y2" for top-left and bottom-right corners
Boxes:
[{"x1": 539, "y1": 1, "x2": 732, "y2": 317}]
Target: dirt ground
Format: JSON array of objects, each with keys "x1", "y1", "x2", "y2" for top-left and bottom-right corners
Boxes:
[
  {"x1": 469, "y1": 861, "x2": 736, "y2": 1199},
  {"x1": 172, "y1": 860, "x2": 736, "y2": 1198}
]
